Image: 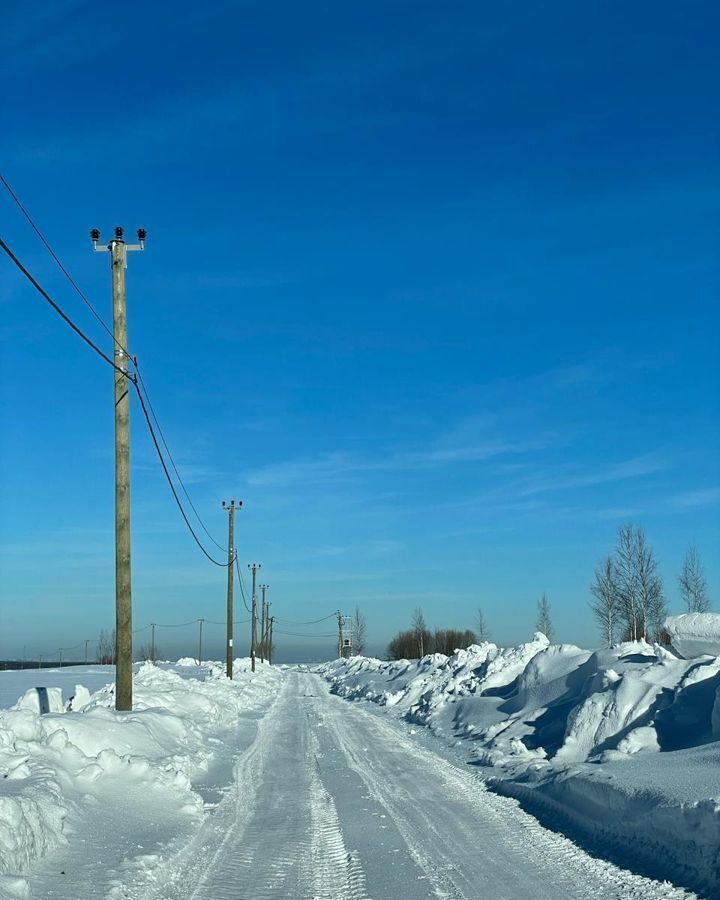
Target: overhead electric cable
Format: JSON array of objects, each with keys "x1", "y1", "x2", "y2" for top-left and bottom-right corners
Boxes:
[
  {"x1": 0, "y1": 172, "x2": 122, "y2": 349},
  {"x1": 235, "y1": 554, "x2": 252, "y2": 612},
  {"x1": 135, "y1": 361, "x2": 226, "y2": 553},
  {"x1": 134, "y1": 384, "x2": 231, "y2": 568},
  {"x1": 0, "y1": 235, "x2": 230, "y2": 569},
  {"x1": 0, "y1": 237, "x2": 127, "y2": 376},
  {"x1": 275, "y1": 613, "x2": 337, "y2": 626}
]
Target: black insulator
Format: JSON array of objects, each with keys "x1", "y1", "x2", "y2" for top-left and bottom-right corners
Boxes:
[
  {"x1": 115, "y1": 226, "x2": 124, "y2": 239},
  {"x1": 137, "y1": 227, "x2": 147, "y2": 241},
  {"x1": 90, "y1": 228, "x2": 100, "y2": 241}
]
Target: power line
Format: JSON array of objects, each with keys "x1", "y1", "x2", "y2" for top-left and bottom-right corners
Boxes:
[
  {"x1": 274, "y1": 613, "x2": 337, "y2": 626},
  {"x1": 135, "y1": 361, "x2": 226, "y2": 554},
  {"x1": 274, "y1": 629, "x2": 337, "y2": 638},
  {"x1": 0, "y1": 172, "x2": 123, "y2": 351},
  {"x1": 0, "y1": 237, "x2": 127, "y2": 377},
  {"x1": 2, "y1": 229, "x2": 231, "y2": 571},
  {"x1": 133, "y1": 374, "x2": 232, "y2": 567},
  {"x1": 236, "y1": 553, "x2": 252, "y2": 612}
]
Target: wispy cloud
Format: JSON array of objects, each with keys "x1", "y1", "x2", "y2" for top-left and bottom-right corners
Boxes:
[
  {"x1": 671, "y1": 488, "x2": 720, "y2": 509},
  {"x1": 515, "y1": 453, "x2": 667, "y2": 498}
]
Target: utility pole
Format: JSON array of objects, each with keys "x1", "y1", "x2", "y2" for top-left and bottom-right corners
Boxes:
[
  {"x1": 84, "y1": 639, "x2": 90, "y2": 665},
  {"x1": 222, "y1": 500, "x2": 240, "y2": 679},
  {"x1": 92, "y1": 226, "x2": 145, "y2": 711},
  {"x1": 39, "y1": 654, "x2": 43, "y2": 670},
  {"x1": 249, "y1": 563, "x2": 261, "y2": 671},
  {"x1": 264, "y1": 601, "x2": 272, "y2": 660},
  {"x1": 337, "y1": 611, "x2": 344, "y2": 659},
  {"x1": 268, "y1": 616, "x2": 274, "y2": 664},
  {"x1": 59, "y1": 647, "x2": 63, "y2": 668},
  {"x1": 260, "y1": 585, "x2": 268, "y2": 663},
  {"x1": 198, "y1": 618, "x2": 204, "y2": 667},
  {"x1": 150, "y1": 623, "x2": 156, "y2": 663}
]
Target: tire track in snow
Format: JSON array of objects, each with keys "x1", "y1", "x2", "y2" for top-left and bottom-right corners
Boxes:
[
  {"x1": 313, "y1": 672, "x2": 695, "y2": 900},
  {"x1": 118, "y1": 672, "x2": 368, "y2": 900}
]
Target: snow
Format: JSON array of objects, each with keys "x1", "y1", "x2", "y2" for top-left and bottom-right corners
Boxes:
[
  {"x1": 0, "y1": 659, "x2": 281, "y2": 893},
  {"x1": 320, "y1": 637, "x2": 720, "y2": 896},
  {"x1": 665, "y1": 612, "x2": 720, "y2": 659}
]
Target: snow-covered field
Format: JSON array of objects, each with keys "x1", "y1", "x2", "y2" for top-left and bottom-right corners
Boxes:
[{"x1": 319, "y1": 628, "x2": 720, "y2": 896}]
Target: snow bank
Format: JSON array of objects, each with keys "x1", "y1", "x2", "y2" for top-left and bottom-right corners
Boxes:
[
  {"x1": 0, "y1": 659, "x2": 280, "y2": 881},
  {"x1": 665, "y1": 612, "x2": 720, "y2": 659},
  {"x1": 320, "y1": 639, "x2": 720, "y2": 895}
]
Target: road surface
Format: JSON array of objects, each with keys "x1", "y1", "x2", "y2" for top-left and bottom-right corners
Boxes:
[{"x1": 101, "y1": 669, "x2": 692, "y2": 900}]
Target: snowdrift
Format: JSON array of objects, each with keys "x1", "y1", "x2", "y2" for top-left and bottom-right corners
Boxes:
[
  {"x1": 665, "y1": 612, "x2": 720, "y2": 659},
  {"x1": 0, "y1": 660, "x2": 280, "y2": 887},
  {"x1": 320, "y1": 637, "x2": 720, "y2": 895}
]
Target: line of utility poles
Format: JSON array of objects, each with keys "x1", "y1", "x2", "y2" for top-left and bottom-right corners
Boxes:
[
  {"x1": 87, "y1": 227, "x2": 285, "y2": 704},
  {"x1": 92, "y1": 226, "x2": 145, "y2": 711}
]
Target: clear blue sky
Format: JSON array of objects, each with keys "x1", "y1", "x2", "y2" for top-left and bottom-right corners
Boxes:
[{"x1": 1, "y1": 1, "x2": 718, "y2": 662}]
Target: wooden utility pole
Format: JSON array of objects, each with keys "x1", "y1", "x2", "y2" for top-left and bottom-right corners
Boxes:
[
  {"x1": 198, "y1": 618, "x2": 204, "y2": 667},
  {"x1": 92, "y1": 226, "x2": 145, "y2": 711},
  {"x1": 150, "y1": 623, "x2": 156, "y2": 663},
  {"x1": 249, "y1": 563, "x2": 261, "y2": 671},
  {"x1": 268, "y1": 616, "x2": 274, "y2": 664},
  {"x1": 84, "y1": 639, "x2": 90, "y2": 665},
  {"x1": 337, "y1": 611, "x2": 343, "y2": 659},
  {"x1": 260, "y1": 584, "x2": 268, "y2": 663},
  {"x1": 222, "y1": 500, "x2": 240, "y2": 679}
]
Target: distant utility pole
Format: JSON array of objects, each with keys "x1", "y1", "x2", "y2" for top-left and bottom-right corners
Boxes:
[
  {"x1": 222, "y1": 500, "x2": 240, "y2": 679},
  {"x1": 150, "y1": 623, "x2": 156, "y2": 663},
  {"x1": 264, "y1": 601, "x2": 272, "y2": 660},
  {"x1": 59, "y1": 647, "x2": 63, "y2": 668},
  {"x1": 92, "y1": 225, "x2": 145, "y2": 711},
  {"x1": 197, "y1": 618, "x2": 204, "y2": 667},
  {"x1": 84, "y1": 639, "x2": 90, "y2": 665},
  {"x1": 337, "y1": 611, "x2": 344, "y2": 659},
  {"x1": 249, "y1": 563, "x2": 261, "y2": 671},
  {"x1": 268, "y1": 616, "x2": 275, "y2": 664},
  {"x1": 260, "y1": 585, "x2": 268, "y2": 663}
]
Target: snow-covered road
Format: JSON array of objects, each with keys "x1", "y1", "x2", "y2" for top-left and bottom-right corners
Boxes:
[{"x1": 104, "y1": 669, "x2": 691, "y2": 900}]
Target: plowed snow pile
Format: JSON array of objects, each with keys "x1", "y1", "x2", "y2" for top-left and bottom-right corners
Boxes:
[
  {"x1": 320, "y1": 629, "x2": 720, "y2": 894},
  {"x1": 0, "y1": 659, "x2": 280, "y2": 896}
]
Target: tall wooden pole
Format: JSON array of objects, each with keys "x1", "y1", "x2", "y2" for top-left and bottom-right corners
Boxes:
[
  {"x1": 111, "y1": 235, "x2": 133, "y2": 710},
  {"x1": 222, "y1": 500, "x2": 239, "y2": 679},
  {"x1": 93, "y1": 226, "x2": 145, "y2": 711},
  {"x1": 260, "y1": 585, "x2": 268, "y2": 663},
  {"x1": 249, "y1": 563, "x2": 261, "y2": 671}
]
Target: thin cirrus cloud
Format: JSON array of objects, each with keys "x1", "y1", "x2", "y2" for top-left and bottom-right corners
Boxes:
[
  {"x1": 514, "y1": 453, "x2": 667, "y2": 499},
  {"x1": 671, "y1": 487, "x2": 720, "y2": 509},
  {"x1": 244, "y1": 437, "x2": 543, "y2": 489}
]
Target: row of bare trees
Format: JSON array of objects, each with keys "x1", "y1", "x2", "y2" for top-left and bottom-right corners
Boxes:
[
  {"x1": 386, "y1": 608, "x2": 478, "y2": 660},
  {"x1": 590, "y1": 525, "x2": 710, "y2": 647}
]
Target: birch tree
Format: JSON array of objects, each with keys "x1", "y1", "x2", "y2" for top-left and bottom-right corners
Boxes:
[
  {"x1": 536, "y1": 594, "x2": 553, "y2": 641},
  {"x1": 590, "y1": 556, "x2": 618, "y2": 647},
  {"x1": 475, "y1": 607, "x2": 490, "y2": 642},
  {"x1": 679, "y1": 545, "x2": 710, "y2": 612}
]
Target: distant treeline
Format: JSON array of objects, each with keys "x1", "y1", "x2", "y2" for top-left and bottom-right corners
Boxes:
[{"x1": 387, "y1": 609, "x2": 477, "y2": 660}]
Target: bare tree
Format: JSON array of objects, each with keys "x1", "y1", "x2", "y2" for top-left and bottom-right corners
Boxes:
[
  {"x1": 679, "y1": 545, "x2": 710, "y2": 613},
  {"x1": 590, "y1": 556, "x2": 618, "y2": 647},
  {"x1": 475, "y1": 607, "x2": 490, "y2": 642},
  {"x1": 615, "y1": 524, "x2": 640, "y2": 641},
  {"x1": 635, "y1": 527, "x2": 666, "y2": 641},
  {"x1": 352, "y1": 605, "x2": 367, "y2": 655},
  {"x1": 96, "y1": 628, "x2": 116, "y2": 664},
  {"x1": 138, "y1": 642, "x2": 162, "y2": 663},
  {"x1": 536, "y1": 594, "x2": 553, "y2": 641},
  {"x1": 411, "y1": 607, "x2": 428, "y2": 657}
]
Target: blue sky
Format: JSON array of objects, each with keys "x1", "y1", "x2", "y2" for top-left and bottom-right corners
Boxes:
[{"x1": 1, "y1": 1, "x2": 718, "y2": 662}]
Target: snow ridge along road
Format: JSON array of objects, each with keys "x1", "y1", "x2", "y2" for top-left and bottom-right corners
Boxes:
[{"x1": 117, "y1": 669, "x2": 693, "y2": 900}]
